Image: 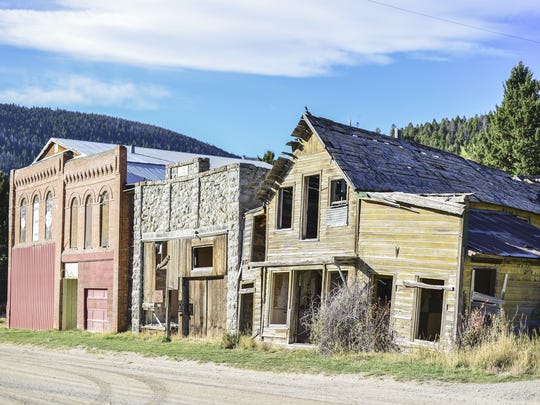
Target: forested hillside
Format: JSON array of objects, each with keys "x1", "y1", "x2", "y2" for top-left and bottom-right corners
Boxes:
[
  {"x1": 0, "y1": 104, "x2": 236, "y2": 173},
  {"x1": 399, "y1": 114, "x2": 489, "y2": 157}
]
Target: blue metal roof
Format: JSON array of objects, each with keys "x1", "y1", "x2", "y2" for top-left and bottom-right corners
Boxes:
[
  {"x1": 35, "y1": 138, "x2": 270, "y2": 184},
  {"x1": 468, "y1": 209, "x2": 540, "y2": 259}
]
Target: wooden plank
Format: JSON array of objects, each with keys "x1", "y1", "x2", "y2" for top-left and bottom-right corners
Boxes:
[
  {"x1": 189, "y1": 279, "x2": 206, "y2": 337},
  {"x1": 212, "y1": 234, "x2": 228, "y2": 276},
  {"x1": 167, "y1": 239, "x2": 180, "y2": 289},
  {"x1": 207, "y1": 278, "x2": 227, "y2": 338},
  {"x1": 180, "y1": 239, "x2": 191, "y2": 278}
]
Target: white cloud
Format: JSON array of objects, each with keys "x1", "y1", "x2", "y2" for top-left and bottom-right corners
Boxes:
[
  {"x1": 0, "y1": 0, "x2": 537, "y2": 77},
  {"x1": 0, "y1": 75, "x2": 169, "y2": 109}
]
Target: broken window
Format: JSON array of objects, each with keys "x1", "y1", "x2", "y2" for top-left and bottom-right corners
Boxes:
[
  {"x1": 330, "y1": 179, "x2": 347, "y2": 204},
  {"x1": 277, "y1": 187, "x2": 293, "y2": 229},
  {"x1": 373, "y1": 274, "x2": 393, "y2": 306},
  {"x1": 69, "y1": 198, "x2": 78, "y2": 249},
  {"x1": 416, "y1": 278, "x2": 444, "y2": 342},
  {"x1": 250, "y1": 213, "x2": 266, "y2": 262},
  {"x1": 20, "y1": 198, "x2": 26, "y2": 243},
  {"x1": 270, "y1": 272, "x2": 289, "y2": 324},
  {"x1": 193, "y1": 246, "x2": 213, "y2": 269},
  {"x1": 32, "y1": 195, "x2": 39, "y2": 241},
  {"x1": 302, "y1": 175, "x2": 320, "y2": 239},
  {"x1": 474, "y1": 268, "x2": 496, "y2": 297},
  {"x1": 328, "y1": 271, "x2": 348, "y2": 296},
  {"x1": 45, "y1": 192, "x2": 52, "y2": 240},
  {"x1": 84, "y1": 195, "x2": 93, "y2": 249}
]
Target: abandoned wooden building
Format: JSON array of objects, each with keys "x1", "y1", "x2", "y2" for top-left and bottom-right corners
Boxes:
[
  {"x1": 131, "y1": 157, "x2": 269, "y2": 337},
  {"x1": 6, "y1": 138, "x2": 258, "y2": 332},
  {"x1": 241, "y1": 113, "x2": 540, "y2": 346}
]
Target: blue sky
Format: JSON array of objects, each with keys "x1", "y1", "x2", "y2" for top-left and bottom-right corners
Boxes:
[{"x1": 0, "y1": 1, "x2": 539, "y2": 158}]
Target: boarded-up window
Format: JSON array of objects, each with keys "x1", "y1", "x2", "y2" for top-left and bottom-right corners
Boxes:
[
  {"x1": 70, "y1": 199, "x2": 78, "y2": 249},
  {"x1": 270, "y1": 272, "x2": 289, "y2": 324},
  {"x1": 302, "y1": 175, "x2": 320, "y2": 239},
  {"x1": 100, "y1": 192, "x2": 109, "y2": 247},
  {"x1": 45, "y1": 192, "x2": 52, "y2": 240},
  {"x1": 20, "y1": 199, "x2": 26, "y2": 243},
  {"x1": 32, "y1": 196, "x2": 39, "y2": 241},
  {"x1": 277, "y1": 187, "x2": 293, "y2": 229},
  {"x1": 84, "y1": 196, "x2": 93, "y2": 249}
]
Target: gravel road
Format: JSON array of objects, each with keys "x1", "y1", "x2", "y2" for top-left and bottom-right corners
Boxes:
[{"x1": 0, "y1": 344, "x2": 538, "y2": 404}]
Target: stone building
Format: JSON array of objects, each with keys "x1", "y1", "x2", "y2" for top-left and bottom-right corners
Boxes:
[
  {"x1": 131, "y1": 157, "x2": 269, "y2": 337},
  {"x1": 7, "y1": 138, "x2": 252, "y2": 332}
]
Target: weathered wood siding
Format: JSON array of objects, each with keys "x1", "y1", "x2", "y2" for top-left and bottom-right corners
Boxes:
[
  {"x1": 463, "y1": 258, "x2": 540, "y2": 329},
  {"x1": 358, "y1": 200, "x2": 463, "y2": 344},
  {"x1": 266, "y1": 135, "x2": 358, "y2": 261}
]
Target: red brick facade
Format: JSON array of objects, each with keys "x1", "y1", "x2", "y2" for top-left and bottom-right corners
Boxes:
[{"x1": 8, "y1": 145, "x2": 131, "y2": 332}]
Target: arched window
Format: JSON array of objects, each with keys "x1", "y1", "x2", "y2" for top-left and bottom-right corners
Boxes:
[
  {"x1": 84, "y1": 195, "x2": 93, "y2": 249},
  {"x1": 32, "y1": 196, "x2": 39, "y2": 241},
  {"x1": 70, "y1": 198, "x2": 78, "y2": 248},
  {"x1": 45, "y1": 192, "x2": 53, "y2": 240},
  {"x1": 20, "y1": 198, "x2": 26, "y2": 243},
  {"x1": 100, "y1": 192, "x2": 109, "y2": 247}
]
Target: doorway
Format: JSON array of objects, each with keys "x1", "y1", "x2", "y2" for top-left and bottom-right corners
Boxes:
[
  {"x1": 416, "y1": 278, "x2": 444, "y2": 341},
  {"x1": 294, "y1": 270, "x2": 322, "y2": 343},
  {"x1": 62, "y1": 278, "x2": 78, "y2": 330}
]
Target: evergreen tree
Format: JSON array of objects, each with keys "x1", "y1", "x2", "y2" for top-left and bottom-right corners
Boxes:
[
  {"x1": 473, "y1": 62, "x2": 540, "y2": 175},
  {"x1": 258, "y1": 150, "x2": 275, "y2": 165}
]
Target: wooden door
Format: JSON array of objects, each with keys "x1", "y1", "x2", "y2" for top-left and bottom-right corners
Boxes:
[
  {"x1": 85, "y1": 289, "x2": 108, "y2": 332},
  {"x1": 187, "y1": 278, "x2": 227, "y2": 338},
  {"x1": 62, "y1": 279, "x2": 78, "y2": 330},
  {"x1": 189, "y1": 279, "x2": 207, "y2": 336}
]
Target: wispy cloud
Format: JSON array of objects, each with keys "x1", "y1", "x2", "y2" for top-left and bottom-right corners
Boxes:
[
  {"x1": 0, "y1": 1, "x2": 537, "y2": 77},
  {"x1": 0, "y1": 75, "x2": 169, "y2": 109}
]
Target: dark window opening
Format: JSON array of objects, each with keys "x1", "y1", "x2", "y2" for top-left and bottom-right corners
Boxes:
[
  {"x1": 329, "y1": 271, "x2": 348, "y2": 296},
  {"x1": 239, "y1": 293, "x2": 254, "y2": 335},
  {"x1": 70, "y1": 200, "x2": 78, "y2": 248},
  {"x1": 303, "y1": 175, "x2": 320, "y2": 239},
  {"x1": 373, "y1": 275, "x2": 393, "y2": 306},
  {"x1": 251, "y1": 214, "x2": 266, "y2": 262},
  {"x1": 474, "y1": 268, "x2": 497, "y2": 296},
  {"x1": 330, "y1": 179, "x2": 347, "y2": 204},
  {"x1": 84, "y1": 196, "x2": 93, "y2": 249},
  {"x1": 278, "y1": 187, "x2": 293, "y2": 229},
  {"x1": 193, "y1": 246, "x2": 213, "y2": 268}
]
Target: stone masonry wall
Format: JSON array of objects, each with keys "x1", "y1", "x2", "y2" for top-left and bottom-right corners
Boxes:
[{"x1": 131, "y1": 158, "x2": 268, "y2": 332}]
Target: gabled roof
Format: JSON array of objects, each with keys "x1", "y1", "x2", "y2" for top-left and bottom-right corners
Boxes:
[
  {"x1": 468, "y1": 209, "x2": 540, "y2": 259},
  {"x1": 259, "y1": 113, "x2": 540, "y2": 214},
  {"x1": 34, "y1": 138, "x2": 270, "y2": 184}
]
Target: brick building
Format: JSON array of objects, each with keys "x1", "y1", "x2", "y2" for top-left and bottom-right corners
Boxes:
[{"x1": 7, "y1": 138, "x2": 253, "y2": 332}]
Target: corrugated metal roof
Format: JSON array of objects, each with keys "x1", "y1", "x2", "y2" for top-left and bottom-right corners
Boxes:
[
  {"x1": 302, "y1": 114, "x2": 540, "y2": 215},
  {"x1": 34, "y1": 138, "x2": 270, "y2": 184},
  {"x1": 468, "y1": 209, "x2": 540, "y2": 259}
]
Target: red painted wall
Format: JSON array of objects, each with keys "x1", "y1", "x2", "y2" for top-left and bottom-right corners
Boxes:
[{"x1": 8, "y1": 244, "x2": 56, "y2": 330}]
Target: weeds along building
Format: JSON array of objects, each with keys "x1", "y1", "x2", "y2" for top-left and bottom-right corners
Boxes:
[
  {"x1": 131, "y1": 157, "x2": 270, "y2": 337},
  {"x1": 7, "y1": 137, "x2": 267, "y2": 333},
  {"x1": 241, "y1": 113, "x2": 540, "y2": 347}
]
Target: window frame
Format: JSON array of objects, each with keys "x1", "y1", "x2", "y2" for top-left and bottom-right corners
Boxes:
[
  {"x1": 100, "y1": 192, "x2": 109, "y2": 248},
  {"x1": 19, "y1": 198, "x2": 27, "y2": 243},
  {"x1": 84, "y1": 195, "x2": 93, "y2": 249},
  {"x1": 277, "y1": 185, "x2": 293, "y2": 230},
  {"x1": 32, "y1": 195, "x2": 39, "y2": 242},
  {"x1": 45, "y1": 192, "x2": 53, "y2": 240},
  {"x1": 301, "y1": 173, "x2": 321, "y2": 240}
]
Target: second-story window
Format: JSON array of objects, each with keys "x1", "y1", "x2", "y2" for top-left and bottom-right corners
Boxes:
[
  {"x1": 100, "y1": 192, "x2": 109, "y2": 247},
  {"x1": 32, "y1": 196, "x2": 39, "y2": 241},
  {"x1": 277, "y1": 187, "x2": 293, "y2": 229},
  {"x1": 70, "y1": 198, "x2": 78, "y2": 248},
  {"x1": 302, "y1": 175, "x2": 320, "y2": 239},
  {"x1": 330, "y1": 179, "x2": 347, "y2": 204},
  {"x1": 84, "y1": 195, "x2": 93, "y2": 249},
  {"x1": 20, "y1": 198, "x2": 27, "y2": 243},
  {"x1": 45, "y1": 192, "x2": 53, "y2": 240}
]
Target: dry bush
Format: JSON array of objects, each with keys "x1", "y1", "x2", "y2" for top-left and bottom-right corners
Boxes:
[{"x1": 306, "y1": 283, "x2": 398, "y2": 355}]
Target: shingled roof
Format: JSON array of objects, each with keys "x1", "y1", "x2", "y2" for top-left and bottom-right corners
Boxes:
[{"x1": 283, "y1": 113, "x2": 539, "y2": 214}]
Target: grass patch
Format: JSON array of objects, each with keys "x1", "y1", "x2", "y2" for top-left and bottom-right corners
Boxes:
[{"x1": 0, "y1": 321, "x2": 537, "y2": 383}]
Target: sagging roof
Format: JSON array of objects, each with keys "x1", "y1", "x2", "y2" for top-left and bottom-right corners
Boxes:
[
  {"x1": 34, "y1": 137, "x2": 270, "y2": 184},
  {"x1": 468, "y1": 209, "x2": 540, "y2": 259},
  {"x1": 259, "y1": 113, "x2": 539, "y2": 214}
]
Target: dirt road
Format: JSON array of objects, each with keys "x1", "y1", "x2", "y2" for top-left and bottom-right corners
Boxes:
[{"x1": 0, "y1": 344, "x2": 538, "y2": 404}]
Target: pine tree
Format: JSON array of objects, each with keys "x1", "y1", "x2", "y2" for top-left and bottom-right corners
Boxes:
[{"x1": 473, "y1": 62, "x2": 540, "y2": 175}]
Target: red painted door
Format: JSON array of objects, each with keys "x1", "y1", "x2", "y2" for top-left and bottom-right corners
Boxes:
[{"x1": 85, "y1": 289, "x2": 108, "y2": 332}]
